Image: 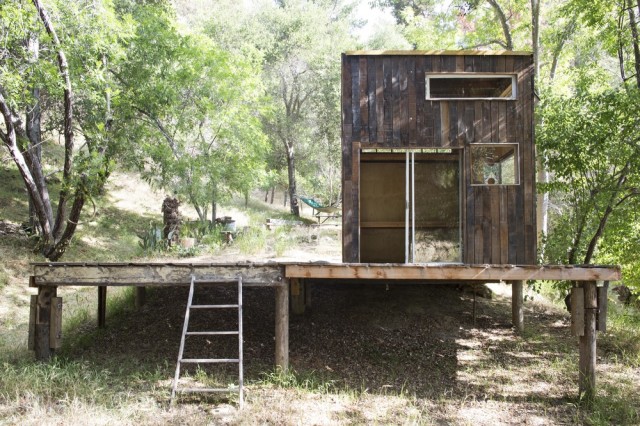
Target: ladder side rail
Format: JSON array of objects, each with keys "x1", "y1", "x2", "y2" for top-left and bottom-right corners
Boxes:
[{"x1": 171, "y1": 274, "x2": 197, "y2": 401}]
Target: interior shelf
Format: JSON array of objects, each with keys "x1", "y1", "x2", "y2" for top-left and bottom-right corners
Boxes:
[{"x1": 360, "y1": 221, "x2": 458, "y2": 229}]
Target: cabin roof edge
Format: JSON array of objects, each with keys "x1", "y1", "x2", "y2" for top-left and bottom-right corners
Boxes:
[{"x1": 344, "y1": 50, "x2": 532, "y2": 56}]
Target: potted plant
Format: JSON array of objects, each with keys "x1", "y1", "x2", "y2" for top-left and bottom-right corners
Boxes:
[{"x1": 180, "y1": 223, "x2": 196, "y2": 248}]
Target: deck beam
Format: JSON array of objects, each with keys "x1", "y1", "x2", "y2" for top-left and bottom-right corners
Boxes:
[
  {"x1": 284, "y1": 264, "x2": 620, "y2": 282},
  {"x1": 31, "y1": 262, "x2": 285, "y2": 287}
]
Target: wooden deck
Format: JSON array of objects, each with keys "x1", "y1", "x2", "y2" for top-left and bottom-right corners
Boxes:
[
  {"x1": 28, "y1": 261, "x2": 620, "y2": 400},
  {"x1": 30, "y1": 261, "x2": 621, "y2": 286}
]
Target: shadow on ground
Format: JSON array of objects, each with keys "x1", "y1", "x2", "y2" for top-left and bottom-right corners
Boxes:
[{"x1": 62, "y1": 282, "x2": 578, "y2": 418}]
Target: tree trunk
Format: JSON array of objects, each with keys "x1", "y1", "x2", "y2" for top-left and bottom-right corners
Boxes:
[
  {"x1": 531, "y1": 0, "x2": 540, "y2": 76},
  {"x1": 191, "y1": 196, "x2": 205, "y2": 221},
  {"x1": 567, "y1": 191, "x2": 594, "y2": 265},
  {"x1": 33, "y1": 0, "x2": 74, "y2": 241},
  {"x1": 26, "y1": 86, "x2": 44, "y2": 234},
  {"x1": 531, "y1": 0, "x2": 549, "y2": 246},
  {"x1": 26, "y1": 34, "x2": 46, "y2": 234},
  {"x1": 487, "y1": 0, "x2": 513, "y2": 50},
  {"x1": 270, "y1": 187, "x2": 275, "y2": 204},
  {"x1": 285, "y1": 144, "x2": 299, "y2": 216},
  {"x1": 0, "y1": 0, "x2": 85, "y2": 260},
  {"x1": 549, "y1": 19, "x2": 576, "y2": 81},
  {"x1": 583, "y1": 167, "x2": 631, "y2": 264},
  {"x1": 0, "y1": 100, "x2": 54, "y2": 247}
]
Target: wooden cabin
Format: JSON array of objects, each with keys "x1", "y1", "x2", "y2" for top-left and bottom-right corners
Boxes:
[{"x1": 341, "y1": 51, "x2": 536, "y2": 265}]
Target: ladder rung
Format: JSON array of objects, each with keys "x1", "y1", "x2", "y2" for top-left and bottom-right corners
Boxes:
[
  {"x1": 186, "y1": 331, "x2": 239, "y2": 336},
  {"x1": 180, "y1": 358, "x2": 239, "y2": 364},
  {"x1": 176, "y1": 387, "x2": 240, "y2": 393},
  {"x1": 191, "y1": 304, "x2": 240, "y2": 309}
]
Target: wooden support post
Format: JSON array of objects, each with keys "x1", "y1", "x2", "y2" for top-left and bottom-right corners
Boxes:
[
  {"x1": 597, "y1": 281, "x2": 608, "y2": 332},
  {"x1": 579, "y1": 280, "x2": 597, "y2": 401},
  {"x1": 511, "y1": 280, "x2": 524, "y2": 334},
  {"x1": 472, "y1": 285, "x2": 477, "y2": 327},
  {"x1": 304, "y1": 280, "x2": 312, "y2": 308},
  {"x1": 135, "y1": 287, "x2": 146, "y2": 309},
  {"x1": 571, "y1": 286, "x2": 585, "y2": 337},
  {"x1": 290, "y1": 278, "x2": 305, "y2": 315},
  {"x1": 34, "y1": 286, "x2": 57, "y2": 360},
  {"x1": 98, "y1": 286, "x2": 107, "y2": 328},
  {"x1": 28, "y1": 295, "x2": 37, "y2": 350},
  {"x1": 275, "y1": 283, "x2": 289, "y2": 371},
  {"x1": 50, "y1": 297, "x2": 63, "y2": 349}
]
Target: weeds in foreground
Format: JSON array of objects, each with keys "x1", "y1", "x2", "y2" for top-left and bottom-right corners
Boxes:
[
  {"x1": 0, "y1": 266, "x2": 8, "y2": 289},
  {"x1": 258, "y1": 368, "x2": 337, "y2": 394},
  {"x1": 600, "y1": 303, "x2": 640, "y2": 367},
  {"x1": 236, "y1": 226, "x2": 268, "y2": 255},
  {"x1": 583, "y1": 381, "x2": 640, "y2": 425},
  {"x1": 274, "y1": 226, "x2": 296, "y2": 257},
  {"x1": 0, "y1": 358, "x2": 116, "y2": 406}
]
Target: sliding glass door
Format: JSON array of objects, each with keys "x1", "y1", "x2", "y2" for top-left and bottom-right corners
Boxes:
[{"x1": 360, "y1": 150, "x2": 461, "y2": 264}]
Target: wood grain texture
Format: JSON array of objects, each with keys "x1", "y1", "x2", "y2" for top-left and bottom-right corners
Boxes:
[
  {"x1": 359, "y1": 57, "x2": 369, "y2": 142},
  {"x1": 32, "y1": 264, "x2": 285, "y2": 286},
  {"x1": 275, "y1": 284, "x2": 289, "y2": 370},
  {"x1": 285, "y1": 264, "x2": 621, "y2": 281},
  {"x1": 340, "y1": 52, "x2": 538, "y2": 265},
  {"x1": 579, "y1": 281, "x2": 597, "y2": 400},
  {"x1": 367, "y1": 58, "x2": 377, "y2": 144},
  {"x1": 407, "y1": 58, "x2": 417, "y2": 146},
  {"x1": 511, "y1": 280, "x2": 524, "y2": 333},
  {"x1": 571, "y1": 286, "x2": 585, "y2": 336},
  {"x1": 351, "y1": 58, "x2": 360, "y2": 139},
  {"x1": 375, "y1": 57, "x2": 384, "y2": 145},
  {"x1": 50, "y1": 296, "x2": 62, "y2": 348}
]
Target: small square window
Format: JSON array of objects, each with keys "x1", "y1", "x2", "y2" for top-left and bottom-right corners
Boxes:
[{"x1": 470, "y1": 144, "x2": 519, "y2": 185}]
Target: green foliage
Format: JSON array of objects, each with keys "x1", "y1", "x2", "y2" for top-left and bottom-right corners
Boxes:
[
  {"x1": 0, "y1": 358, "x2": 115, "y2": 404},
  {"x1": 112, "y1": 2, "x2": 268, "y2": 220},
  {"x1": 379, "y1": 0, "x2": 532, "y2": 51},
  {"x1": 210, "y1": 0, "x2": 354, "y2": 214},
  {"x1": 171, "y1": 244, "x2": 200, "y2": 258},
  {"x1": 136, "y1": 223, "x2": 165, "y2": 254},
  {"x1": 538, "y1": 84, "x2": 640, "y2": 266},
  {"x1": 600, "y1": 302, "x2": 640, "y2": 367},
  {"x1": 259, "y1": 367, "x2": 337, "y2": 394},
  {"x1": 236, "y1": 226, "x2": 268, "y2": 255},
  {"x1": 274, "y1": 227, "x2": 295, "y2": 257}
]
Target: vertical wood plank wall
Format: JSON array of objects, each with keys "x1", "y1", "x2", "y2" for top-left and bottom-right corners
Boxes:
[{"x1": 341, "y1": 52, "x2": 536, "y2": 264}]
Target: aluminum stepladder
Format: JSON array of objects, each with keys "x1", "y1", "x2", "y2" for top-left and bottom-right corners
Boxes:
[{"x1": 171, "y1": 274, "x2": 243, "y2": 407}]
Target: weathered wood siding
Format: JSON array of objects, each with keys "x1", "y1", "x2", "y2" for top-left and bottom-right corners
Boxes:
[{"x1": 342, "y1": 52, "x2": 536, "y2": 264}]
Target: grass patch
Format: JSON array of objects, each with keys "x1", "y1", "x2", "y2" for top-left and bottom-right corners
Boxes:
[
  {"x1": 258, "y1": 368, "x2": 338, "y2": 394},
  {"x1": 235, "y1": 226, "x2": 269, "y2": 255},
  {"x1": 273, "y1": 226, "x2": 296, "y2": 256},
  {"x1": 0, "y1": 162, "x2": 30, "y2": 222},
  {"x1": 585, "y1": 381, "x2": 640, "y2": 425},
  {"x1": 58, "y1": 287, "x2": 137, "y2": 354},
  {"x1": 0, "y1": 266, "x2": 8, "y2": 289},
  {"x1": 600, "y1": 303, "x2": 640, "y2": 366}
]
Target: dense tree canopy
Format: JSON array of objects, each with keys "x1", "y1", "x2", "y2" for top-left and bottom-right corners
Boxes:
[{"x1": 112, "y1": 2, "x2": 267, "y2": 221}]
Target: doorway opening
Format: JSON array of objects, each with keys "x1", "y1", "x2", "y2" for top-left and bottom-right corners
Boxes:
[{"x1": 359, "y1": 149, "x2": 461, "y2": 263}]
